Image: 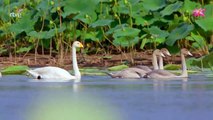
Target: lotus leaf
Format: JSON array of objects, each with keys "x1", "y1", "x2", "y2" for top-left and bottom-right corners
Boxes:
[
  {"x1": 160, "y1": 1, "x2": 183, "y2": 16},
  {"x1": 2, "y1": 65, "x2": 29, "y2": 74},
  {"x1": 142, "y1": 0, "x2": 166, "y2": 11},
  {"x1": 166, "y1": 23, "x2": 194, "y2": 46}
]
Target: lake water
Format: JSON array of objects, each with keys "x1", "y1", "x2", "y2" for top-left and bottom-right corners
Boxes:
[{"x1": 0, "y1": 73, "x2": 213, "y2": 120}]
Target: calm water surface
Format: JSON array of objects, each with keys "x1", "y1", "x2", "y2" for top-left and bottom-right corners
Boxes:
[{"x1": 0, "y1": 73, "x2": 213, "y2": 120}]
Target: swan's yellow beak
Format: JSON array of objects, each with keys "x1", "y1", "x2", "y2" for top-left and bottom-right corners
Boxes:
[{"x1": 79, "y1": 43, "x2": 84, "y2": 48}]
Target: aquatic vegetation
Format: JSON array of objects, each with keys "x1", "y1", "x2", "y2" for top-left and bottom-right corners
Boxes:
[
  {"x1": 2, "y1": 65, "x2": 29, "y2": 74},
  {"x1": 108, "y1": 64, "x2": 129, "y2": 71},
  {"x1": 186, "y1": 52, "x2": 213, "y2": 74},
  {"x1": 0, "y1": 0, "x2": 212, "y2": 65},
  {"x1": 164, "y1": 64, "x2": 181, "y2": 70}
]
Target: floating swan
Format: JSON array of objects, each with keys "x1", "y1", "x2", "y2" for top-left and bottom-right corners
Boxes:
[
  {"x1": 144, "y1": 48, "x2": 192, "y2": 79},
  {"x1": 27, "y1": 41, "x2": 83, "y2": 81},
  {"x1": 107, "y1": 49, "x2": 165, "y2": 79}
]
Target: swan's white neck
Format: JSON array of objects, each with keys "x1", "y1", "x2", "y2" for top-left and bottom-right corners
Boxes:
[
  {"x1": 180, "y1": 53, "x2": 188, "y2": 77},
  {"x1": 72, "y1": 45, "x2": 81, "y2": 80},
  {"x1": 152, "y1": 53, "x2": 159, "y2": 70},
  {"x1": 158, "y1": 56, "x2": 164, "y2": 70}
]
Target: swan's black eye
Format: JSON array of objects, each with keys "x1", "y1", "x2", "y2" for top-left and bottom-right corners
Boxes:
[{"x1": 37, "y1": 76, "x2": 41, "y2": 79}]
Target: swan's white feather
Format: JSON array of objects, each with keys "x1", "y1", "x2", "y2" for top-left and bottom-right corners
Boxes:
[{"x1": 27, "y1": 66, "x2": 76, "y2": 80}]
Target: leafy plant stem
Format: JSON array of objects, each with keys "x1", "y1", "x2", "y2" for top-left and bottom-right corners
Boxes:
[
  {"x1": 101, "y1": 27, "x2": 128, "y2": 59},
  {"x1": 35, "y1": 38, "x2": 39, "y2": 64},
  {"x1": 58, "y1": 11, "x2": 64, "y2": 65},
  {"x1": 49, "y1": 38, "x2": 52, "y2": 58},
  {"x1": 11, "y1": 32, "x2": 16, "y2": 64},
  {"x1": 127, "y1": 2, "x2": 133, "y2": 27},
  {"x1": 201, "y1": 58, "x2": 203, "y2": 71},
  {"x1": 201, "y1": 0, "x2": 204, "y2": 6},
  {"x1": 40, "y1": 16, "x2": 45, "y2": 55}
]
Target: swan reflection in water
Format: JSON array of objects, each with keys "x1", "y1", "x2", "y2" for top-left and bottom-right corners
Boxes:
[
  {"x1": 27, "y1": 78, "x2": 82, "y2": 93},
  {"x1": 152, "y1": 77, "x2": 188, "y2": 91}
]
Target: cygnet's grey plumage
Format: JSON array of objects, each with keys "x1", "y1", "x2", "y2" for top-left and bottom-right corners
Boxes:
[
  {"x1": 107, "y1": 49, "x2": 164, "y2": 79},
  {"x1": 107, "y1": 68, "x2": 147, "y2": 79},
  {"x1": 145, "y1": 48, "x2": 192, "y2": 79}
]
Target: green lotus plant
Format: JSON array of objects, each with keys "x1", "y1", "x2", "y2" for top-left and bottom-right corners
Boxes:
[{"x1": 0, "y1": 0, "x2": 212, "y2": 66}]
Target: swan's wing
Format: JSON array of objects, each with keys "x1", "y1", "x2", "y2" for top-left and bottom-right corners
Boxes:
[
  {"x1": 135, "y1": 65, "x2": 152, "y2": 72},
  {"x1": 145, "y1": 69, "x2": 176, "y2": 79},
  {"x1": 128, "y1": 68, "x2": 148, "y2": 77},
  {"x1": 27, "y1": 66, "x2": 75, "y2": 80},
  {"x1": 107, "y1": 69, "x2": 141, "y2": 79},
  {"x1": 119, "y1": 70, "x2": 141, "y2": 79},
  {"x1": 153, "y1": 69, "x2": 176, "y2": 76}
]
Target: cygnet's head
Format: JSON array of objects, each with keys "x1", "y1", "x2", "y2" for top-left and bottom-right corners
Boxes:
[
  {"x1": 181, "y1": 48, "x2": 193, "y2": 56},
  {"x1": 161, "y1": 48, "x2": 171, "y2": 56},
  {"x1": 153, "y1": 49, "x2": 165, "y2": 57}
]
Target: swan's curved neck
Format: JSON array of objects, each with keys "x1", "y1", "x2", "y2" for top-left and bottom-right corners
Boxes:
[
  {"x1": 180, "y1": 53, "x2": 188, "y2": 77},
  {"x1": 158, "y1": 56, "x2": 164, "y2": 70},
  {"x1": 152, "y1": 53, "x2": 159, "y2": 70},
  {"x1": 72, "y1": 46, "x2": 81, "y2": 80}
]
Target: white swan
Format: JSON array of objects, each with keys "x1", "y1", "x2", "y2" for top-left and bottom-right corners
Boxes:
[
  {"x1": 107, "y1": 49, "x2": 165, "y2": 79},
  {"x1": 27, "y1": 41, "x2": 83, "y2": 81},
  {"x1": 144, "y1": 48, "x2": 192, "y2": 79}
]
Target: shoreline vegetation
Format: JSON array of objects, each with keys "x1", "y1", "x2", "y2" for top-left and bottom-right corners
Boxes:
[
  {"x1": 0, "y1": 49, "x2": 202, "y2": 70},
  {"x1": 0, "y1": 0, "x2": 213, "y2": 74}
]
